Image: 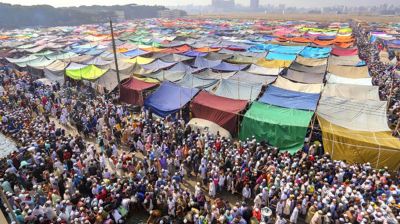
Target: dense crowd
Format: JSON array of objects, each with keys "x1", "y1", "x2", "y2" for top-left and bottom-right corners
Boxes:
[{"x1": 0, "y1": 25, "x2": 399, "y2": 224}]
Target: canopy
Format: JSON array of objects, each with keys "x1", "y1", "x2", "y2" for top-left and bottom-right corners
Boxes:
[
  {"x1": 239, "y1": 102, "x2": 313, "y2": 153},
  {"x1": 43, "y1": 60, "x2": 69, "y2": 83},
  {"x1": 269, "y1": 45, "x2": 305, "y2": 54},
  {"x1": 66, "y1": 64, "x2": 108, "y2": 80},
  {"x1": 256, "y1": 59, "x2": 292, "y2": 68},
  {"x1": 295, "y1": 56, "x2": 327, "y2": 66},
  {"x1": 327, "y1": 64, "x2": 369, "y2": 78},
  {"x1": 93, "y1": 70, "x2": 131, "y2": 92},
  {"x1": 274, "y1": 76, "x2": 324, "y2": 93},
  {"x1": 299, "y1": 47, "x2": 331, "y2": 58},
  {"x1": 245, "y1": 64, "x2": 282, "y2": 76},
  {"x1": 193, "y1": 56, "x2": 221, "y2": 69},
  {"x1": 191, "y1": 91, "x2": 248, "y2": 134},
  {"x1": 318, "y1": 116, "x2": 400, "y2": 170},
  {"x1": 195, "y1": 69, "x2": 236, "y2": 79},
  {"x1": 120, "y1": 78, "x2": 158, "y2": 106},
  {"x1": 326, "y1": 73, "x2": 372, "y2": 86},
  {"x1": 289, "y1": 61, "x2": 326, "y2": 74},
  {"x1": 230, "y1": 71, "x2": 277, "y2": 85},
  {"x1": 259, "y1": 85, "x2": 320, "y2": 111},
  {"x1": 176, "y1": 74, "x2": 218, "y2": 89},
  {"x1": 187, "y1": 118, "x2": 231, "y2": 139},
  {"x1": 322, "y1": 84, "x2": 380, "y2": 101},
  {"x1": 284, "y1": 69, "x2": 325, "y2": 84},
  {"x1": 331, "y1": 47, "x2": 358, "y2": 56},
  {"x1": 266, "y1": 52, "x2": 297, "y2": 61},
  {"x1": 328, "y1": 55, "x2": 363, "y2": 66},
  {"x1": 212, "y1": 61, "x2": 248, "y2": 71},
  {"x1": 317, "y1": 95, "x2": 390, "y2": 132},
  {"x1": 144, "y1": 82, "x2": 199, "y2": 117},
  {"x1": 214, "y1": 78, "x2": 263, "y2": 101}
]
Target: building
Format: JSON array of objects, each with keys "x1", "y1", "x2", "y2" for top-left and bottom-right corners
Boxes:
[
  {"x1": 212, "y1": 0, "x2": 235, "y2": 9},
  {"x1": 158, "y1": 9, "x2": 187, "y2": 18},
  {"x1": 250, "y1": 0, "x2": 259, "y2": 9}
]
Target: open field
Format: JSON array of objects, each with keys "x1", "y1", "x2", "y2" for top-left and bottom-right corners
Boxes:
[{"x1": 191, "y1": 13, "x2": 400, "y2": 23}]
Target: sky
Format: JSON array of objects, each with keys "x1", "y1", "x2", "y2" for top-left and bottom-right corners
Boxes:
[{"x1": 0, "y1": 0, "x2": 399, "y2": 7}]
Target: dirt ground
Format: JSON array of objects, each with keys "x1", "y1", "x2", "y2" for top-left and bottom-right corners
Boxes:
[{"x1": 191, "y1": 13, "x2": 400, "y2": 23}]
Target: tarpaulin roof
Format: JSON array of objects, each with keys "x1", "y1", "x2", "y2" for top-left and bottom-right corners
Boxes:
[
  {"x1": 295, "y1": 56, "x2": 327, "y2": 66},
  {"x1": 212, "y1": 61, "x2": 248, "y2": 71},
  {"x1": 124, "y1": 56, "x2": 155, "y2": 65},
  {"x1": 140, "y1": 59, "x2": 176, "y2": 72},
  {"x1": 317, "y1": 116, "x2": 400, "y2": 170},
  {"x1": 214, "y1": 78, "x2": 263, "y2": 101},
  {"x1": 193, "y1": 56, "x2": 221, "y2": 69},
  {"x1": 195, "y1": 69, "x2": 236, "y2": 79},
  {"x1": 317, "y1": 95, "x2": 390, "y2": 132},
  {"x1": 230, "y1": 71, "x2": 277, "y2": 85},
  {"x1": 176, "y1": 74, "x2": 218, "y2": 89},
  {"x1": 269, "y1": 45, "x2": 305, "y2": 54},
  {"x1": 284, "y1": 69, "x2": 325, "y2": 84},
  {"x1": 331, "y1": 47, "x2": 358, "y2": 56},
  {"x1": 289, "y1": 61, "x2": 326, "y2": 74},
  {"x1": 227, "y1": 54, "x2": 258, "y2": 64},
  {"x1": 160, "y1": 54, "x2": 193, "y2": 63},
  {"x1": 274, "y1": 76, "x2": 324, "y2": 93},
  {"x1": 299, "y1": 46, "x2": 331, "y2": 58},
  {"x1": 146, "y1": 70, "x2": 185, "y2": 82},
  {"x1": 245, "y1": 64, "x2": 282, "y2": 76},
  {"x1": 66, "y1": 64, "x2": 108, "y2": 80},
  {"x1": 120, "y1": 77, "x2": 158, "y2": 106},
  {"x1": 144, "y1": 81, "x2": 199, "y2": 117},
  {"x1": 326, "y1": 73, "x2": 372, "y2": 86},
  {"x1": 259, "y1": 85, "x2": 320, "y2": 111},
  {"x1": 122, "y1": 48, "x2": 148, "y2": 57},
  {"x1": 327, "y1": 64, "x2": 369, "y2": 78},
  {"x1": 94, "y1": 70, "x2": 131, "y2": 92},
  {"x1": 239, "y1": 101, "x2": 313, "y2": 153},
  {"x1": 266, "y1": 52, "x2": 297, "y2": 61},
  {"x1": 256, "y1": 59, "x2": 292, "y2": 68},
  {"x1": 328, "y1": 55, "x2": 363, "y2": 66},
  {"x1": 191, "y1": 91, "x2": 248, "y2": 134},
  {"x1": 322, "y1": 84, "x2": 380, "y2": 101}
]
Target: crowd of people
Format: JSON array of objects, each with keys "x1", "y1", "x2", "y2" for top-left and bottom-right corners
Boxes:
[{"x1": 0, "y1": 24, "x2": 399, "y2": 224}]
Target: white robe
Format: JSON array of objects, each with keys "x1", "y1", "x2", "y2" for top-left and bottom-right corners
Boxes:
[{"x1": 290, "y1": 207, "x2": 300, "y2": 223}]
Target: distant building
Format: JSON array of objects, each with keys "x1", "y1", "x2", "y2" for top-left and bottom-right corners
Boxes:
[
  {"x1": 212, "y1": 0, "x2": 235, "y2": 9},
  {"x1": 250, "y1": 0, "x2": 259, "y2": 9},
  {"x1": 158, "y1": 9, "x2": 186, "y2": 18}
]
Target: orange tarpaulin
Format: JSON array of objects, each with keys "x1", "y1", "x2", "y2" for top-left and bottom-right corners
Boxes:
[
  {"x1": 195, "y1": 47, "x2": 221, "y2": 53},
  {"x1": 334, "y1": 36, "x2": 354, "y2": 43},
  {"x1": 312, "y1": 39, "x2": 335, "y2": 46},
  {"x1": 335, "y1": 42, "x2": 354, "y2": 48},
  {"x1": 289, "y1": 37, "x2": 312, "y2": 43}
]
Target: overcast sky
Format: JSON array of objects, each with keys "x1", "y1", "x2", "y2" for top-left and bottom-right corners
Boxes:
[{"x1": 0, "y1": 0, "x2": 399, "y2": 7}]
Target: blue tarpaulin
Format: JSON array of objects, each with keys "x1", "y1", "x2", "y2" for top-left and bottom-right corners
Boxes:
[
  {"x1": 144, "y1": 82, "x2": 199, "y2": 117},
  {"x1": 269, "y1": 45, "x2": 305, "y2": 54},
  {"x1": 266, "y1": 52, "x2": 297, "y2": 61},
  {"x1": 299, "y1": 47, "x2": 331, "y2": 58},
  {"x1": 193, "y1": 56, "x2": 221, "y2": 69},
  {"x1": 184, "y1": 51, "x2": 208, "y2": 57},
  {"x1": 258, "y1": 85, "x2": 320, "y2": 111}
]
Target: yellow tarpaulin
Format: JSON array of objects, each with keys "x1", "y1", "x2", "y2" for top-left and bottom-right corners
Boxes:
[
  {"x1": 317, "y1": 116, "x2": 400, "y2": 170},
  {"x1": 124, "y1": 56, "x2": 155, "y2": 65},
  {"x1": 327, "y1": 64, "x2": 370, "y2": 78},
  {"x1": 133, "y1": 76, "x2": 160, "y2": 83},
  {"x1": 66, "y1": 65, "x2": 108, "y2": 80},
  {"x1": 256, "y1": 58, "x2": 292, "y2": 68},
  {"x1": 273, "y1": 76, "x2": 324, "y2": 93}
]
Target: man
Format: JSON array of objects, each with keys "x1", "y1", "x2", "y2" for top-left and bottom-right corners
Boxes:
[{"x1": 290, "y1": 204, "x2": 301, "y2": 224}]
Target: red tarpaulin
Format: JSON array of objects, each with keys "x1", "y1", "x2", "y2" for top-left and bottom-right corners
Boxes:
[
  {"x1": 190, "y1": 91, "x2": 248, "y2": 134},
  {"x1": 120, "y1": 78, "x2": 158, "y2": 106},
  {"x1": 331, "y1": 47, "x2": 358, "y2": 56}
]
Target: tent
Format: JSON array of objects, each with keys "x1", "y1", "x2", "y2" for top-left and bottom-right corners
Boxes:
[
  {"x1": 195, "y1": 69, "x2": 236, "y2": 79},
  {"x1": 322, "y1": 84, "x2": 380, "y2": 101},
  {"x1": 299, "y1": 47, "x2": 331, "y2": 58},
  {"x1": 212, "y1": 61, "x2": 248, "y2": 72},
  {"x1": 213, "y1": 78, "x2": 263, "y2": 101},
  {"x1": 289, "y1": 61, "x2": 326, "y2": 74},
  {"x1": 326, "y1": 73, "x2": 372, "y2": 86},
  {"x1": 330, "y1": 47, "x2": 358, "y2": 56},
  {"x1": 144, "y1": 82, "x2": 199, "y2": 117},
  {"x1": 266, "y1": 52, "x2": 297, "y2": 61},
  {"x1": 327, "y1": 64, "x2": 369, "y2": 78},
  {"x1": 193, "y1": 56, "x2": 221, "y2": 69},
  {"x1": 187, "y1": 118, "x2": 231, "y2": 139},
  {"x1": 295, "y1": 56, "x2": 327, "y2": 67},
  {"x1": 93, "y1": 70, "x2": 131, "y2": 92},
  {"x1": 176, "y1": 74, "x2": 218, "y2": 89},
  {"x1": 256, "y1": 58, "x2": 292, "y2": 68},
  {"x1": 191, "y1": 91, "x2": 248, "y2": 134},
  {"x1": 258, "y1": 85, "x2": 320, "y2": 111},
  {"x1": 284, "y1": 69, "x2": 325, "y2": 84},
  {"x1": 273, "y1": 76, "x2": 324, "y2": 93},
  {"x1": 43, "y1": 60, "x2": 69, "y2": 83},
  {"x1": 230, "y1": 71, "x2": 277, "y2": 85},
  {"x1": 227, "y1": 54, "x2": 258, "y2": 64},
  {"x1": 245, "y1": 64, "x2": 282, "y2": 76},
  {"x1": 239, "y1": 101, "x2": 313, "y2": 153},
  {"x1": 120, "y1": 78, "x2": 158, "y2": 106},
  {"x1": 65, "y1": 63, "x2": 108, "y2": 80},
  {"x1": 269, "y1": 45, "x2": 305, "y2": 54},
  {"x1": 328, "y1": 55, "x2": 364, "y2": 66},
  {"x1": 317, "y1": 116, "x2": 400, "y2": 170},
  {"x1": 317, "y1": 95, "x2": 391, "y2": 132}
]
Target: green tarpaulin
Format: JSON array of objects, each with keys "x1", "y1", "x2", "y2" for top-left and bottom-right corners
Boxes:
[
  {"x1": 239, "y1": 102, "x2": 313, "y2": 153},
  {"x1": 66, "y1": 64, "x2": 108, "y2": 80}
]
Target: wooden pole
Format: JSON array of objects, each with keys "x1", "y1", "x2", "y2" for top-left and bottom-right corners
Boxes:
[{"x1": 110, "y1": 18, "x2": 121, "y2": 98}]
